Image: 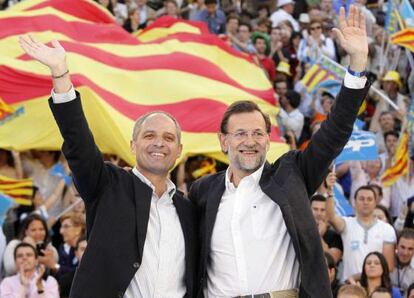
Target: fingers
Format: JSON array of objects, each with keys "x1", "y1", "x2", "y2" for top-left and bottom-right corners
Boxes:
[
  {"x1": 51, "y1": 39, "x2": 62, "y2": 49},
  {"x1": 348, "y1": 5, "x2": 355, "y2": 27},
  {"x1": 359, "y1": 9, "x2": 366, "y2": 32},
  {"x1": 332, "y1": 28, "x2": 345, "y2": 45},
  {"x1": 338, "y1": 6, "x2": 347, "y2": 31},
  {"x1": 353, "y1": 6, "x2": 360, "y2": 28}
]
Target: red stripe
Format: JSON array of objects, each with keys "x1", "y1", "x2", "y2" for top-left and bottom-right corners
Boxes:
[
  {"x1": 0, "y1": 15, "x2": 139, "y2": 45},
  {"x1": 25, "y1": 0, "x2": 116, "y2": 24},
  {"x1": 304, "y1": 67, "x2": 324, "y2": 87},
  {"x1": 0, "y1": 66, "x2": 282, "y2": 141},
  {"x1": 17, "y1": 41, "x2": 274, "y2": 105}
]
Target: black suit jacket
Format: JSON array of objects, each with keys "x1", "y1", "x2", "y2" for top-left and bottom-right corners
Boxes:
[
  {"x1": 49, "y1": 94, "x2": 198, "y2": 298},
  {"x1": 189, "y1": 84, "x2": 370, "y2": 298}
]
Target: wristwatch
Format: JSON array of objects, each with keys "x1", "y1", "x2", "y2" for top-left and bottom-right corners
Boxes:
[{"x1": 347, "y1": 66, "x2": 366, "y2": 78}]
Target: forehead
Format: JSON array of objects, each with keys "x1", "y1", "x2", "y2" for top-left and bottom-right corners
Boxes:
[
  {"x1": 227, "y1": 111, "x2": 267, "y2": 131},
  {"x1": 366, "y1": 254, "x2": 380, "y2": 261},
  {"x1": 399, "y1": 237, "x2": 414, "y2": 246},
  {"x1": 311, "y1": 200, "x2": 326, "y2": 208},
  {"x1": 356, "y1": 189, "x2": 375, "y2": 199},
  {"x1": 140, "y1": 114, "x2": 177, "y2": 134},
  {"x1": 16, "y1": 247, "x2": 34, "y2": 255}
]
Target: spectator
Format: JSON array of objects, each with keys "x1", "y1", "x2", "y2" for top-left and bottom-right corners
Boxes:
[
  {"x1": 374, "y1": 204, "x2": 393, "y2": 224},
  {"x1": 132, "y1": 0, "x2": 156, "y2": 27},
  {"x1": 270, "y1": 27, "x2": 285, "y2": 66},
  {"x1": 327, "y1": 185, "x2": 396, "y2": 282},
  {"x1": 254, "y1": 17, "x2": 272, "y2": 34},
  {"x1": 3, "y1": 214, "x2": 58, "y2": 277},
  {"x1": 390, "y1": 229, "x2": 414, "y2": 296},
  {"x1": 320, "y1": 0, "x2": 336, "y2": 22},
  {"x1": 278, "y1": 90, "x2": 304, "y2": 140},
  {"x1": 325, "y1": 252, "x2": 340, "y2": 297},
  {"x1": 311, "y1": 194, "x2": 343, "y2": 264},
  {"x1": 312, "y1": 91, "x2": 334, "y2": 124},
  {"x1": 0, "y1": 242, "x2": 59, "y2": 297},
  {"x1": 370, "y1": 287, "x2": 393, "y2": 298},
  {"x1": 269, "y1": 0, "x2": 299, "y2": 32},
  {"x1": 112, "y1": 0, "x2": 128, "y2": 25},
  {"x1": 407, "y1": 283, "x2": 414, "y2": 298},
  {"x1": 165, "y1": 0, "x2": 180, "y2": 18},
  {"x1": 337, "y1": 284, "x2": 368, "y2": 298},
  {"x1": 187, "y1": 0, "x2": 205, "y2": 20},
  {"x1": 59, "y1": 235, "x2": 87, "y2": 298},
  {"x1": 379, "y1": 131, "x2": 399, "y2": 173},
  {"x1": 359, "y1": 252, "x2": 401, "y2": 297},
  {"x1": 231, "y1": 23, "x2": 256, "y2": 54},
  {"x1": 252, "y1": 32, "x2": 275, "y2": 81},
  {"x1": 375, "y1": 112, "x2": 396, "y2": 153},
  {"x1": 195, "y1": 0, "x2": 226, "y2": 34},
  {"x1": 298, "y1": 19, "x2": 336, "y2": 62},
  {"x1": 0, "y1": 149, "x2": 22, "y2": 179},
  {"x1": 123, "y1": 8, "x2": 143, "y2": 33}
]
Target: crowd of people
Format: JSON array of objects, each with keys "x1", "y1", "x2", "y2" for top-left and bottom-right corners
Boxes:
[{"x1": 0, "y1": 0, "x2": 414, "y2": 297}]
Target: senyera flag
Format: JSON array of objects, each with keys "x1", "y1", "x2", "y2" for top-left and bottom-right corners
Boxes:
[
  {"x1": 391, "y1": 28, "x2": 414, "y2": 53},
  {"x1": 0, "y1": 0, "x2": 288, "y2": 165}
]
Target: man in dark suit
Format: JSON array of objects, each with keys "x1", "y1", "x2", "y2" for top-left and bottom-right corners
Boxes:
[
  {"x1": 189, "y1": 5, "x2": 370, "y2": 298},
  {"x1": 19, "y1": 36, "x2": 197, "y2": 298}
]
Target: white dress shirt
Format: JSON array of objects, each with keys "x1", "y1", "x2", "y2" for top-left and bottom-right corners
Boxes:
[
  {"x1": 207, "y1": 164, "x2": 300, "y2": 297},
  {"x1": 51, "y1": 91, "x2": 186, "y2": 298}
]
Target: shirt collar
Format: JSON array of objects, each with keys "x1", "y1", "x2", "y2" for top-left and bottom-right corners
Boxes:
[
  {"x1": 225, "y1": 162, "x2": 265, "y2": 191},
  {"x1": 132, "y1": 167, "x2": 176, "y2": 197}
]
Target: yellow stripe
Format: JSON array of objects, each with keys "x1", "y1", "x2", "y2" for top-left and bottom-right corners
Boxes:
[
  {"x1": 308, "y1": 70, "x2": 327, "y2": 91},
  {"x1": 0, "y1": 182, "x2": 33, "y2": 190},
  {"x1": 1, "y1": 189, "x2": 33, "y2": 196},
  {"x1": 301, "y1": 64, "x2": 320, "y2": 86},
  {"x1": 137, "y1": 22, "x2": 203, "y2": 42},
  {"x1": 14, "y1": 198, "x2": 32, "y2": 206}
]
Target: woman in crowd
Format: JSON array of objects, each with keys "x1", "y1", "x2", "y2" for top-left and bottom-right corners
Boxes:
[
  {"x1": 3, "y1": 214, "x2": 58, "y2": 276},
  {"x1": 360, "y1": 252, "x2": 402, "y2": 298}
]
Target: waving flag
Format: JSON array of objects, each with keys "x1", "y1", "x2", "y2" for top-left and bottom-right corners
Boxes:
[
  {"x1": 391, "y1": 28, "x2": 414, "y2": 52},
  {"x1": 0, "y1": 0, "x2": 288, "y2": 165},
  {"x1": 399, "y1": 0, "x2": 414, "y2": 27},
  {"x1": 336, "y1": 130, "x2": 378, "y2": 164},
  {"x1": 0, "y1": 175, "x2": 33, "y2": 206},
  {"x1": 381, "y1": 131, "x2": 409, "y2": 186}
]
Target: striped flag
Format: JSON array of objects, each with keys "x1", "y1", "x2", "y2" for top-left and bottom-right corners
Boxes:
[
  {"x1": 0, "y1": 175, "x2": 33, "y2": 206},
  {"x1": 391, "y1": 28, "x2": 414, "y2": 52},
  {"x1": 381, "y1": 131, "x2": 409, "y2": 187},
  {"x1": 386, "y1": 0, "x2": 402, "y2": 35},
  {"x1": 0, "y1": 0, "x2": 289, "y2": 165},
  {"x1": 301, "y1": 56, "x2": 345, "y2": 92}
]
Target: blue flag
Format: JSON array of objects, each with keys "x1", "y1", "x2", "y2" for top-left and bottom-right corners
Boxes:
[
  {"x1": 399, "y1": 0, "x2": 414, "y2": 27},
  {"x1": 333, "y1": 185, "x2": 354, "y2": 216},
  {"x1": 336, "y1": 130, "x2": 378, "y2": 164},
  {"x1": 50, "y1": 163, "x2": 72, "y2": 186},
  {"x1": 0, "y1": 193, "x2": 14, "y2": 226}
]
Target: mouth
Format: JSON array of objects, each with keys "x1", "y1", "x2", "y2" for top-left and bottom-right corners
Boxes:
[
  {"x1": 239, "y1": 149, "x2": 259, "y2": 155},
  {"x1": 149, "y1": 152, "x2": 166, "y2": 158}
]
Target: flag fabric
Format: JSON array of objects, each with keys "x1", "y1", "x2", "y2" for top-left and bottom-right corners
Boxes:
[
  {"x1": 333, "y1": 184, "x2": 354, "y2": 216},
  {"x1": 391, "y1": 28, "x2": 414, "y2": 52},
  {"x1": 49, "y1": 163, "x2": 72, "y2": 186},
  {"x1": 301, "y1": 55, "x2": 345, "y2": 92},
  {"x1": 399, "y1": 0, "x2": 414, "y2": 27},
  {"x1": 386, "y1": 0, "x2": 401, "y2": 35},
  {"x1": 0, "y1": 193, "x2": 15, "y2": 225},
  {"x1": 0, "y1": 175, "x2": 33, "y2": 206},
  {"x1": 381, "y1": 131, "x2": 409, "y2": 187},
  {"x1": 0, "y1": 0, "x2": 289, "y2": 165},
  {"x1": 336, "y1": 130, "x2": 378, "y2": 164}
]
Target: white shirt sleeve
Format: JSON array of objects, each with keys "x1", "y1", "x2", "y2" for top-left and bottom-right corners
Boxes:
[
  {"x1": 383, "y1": 222, "x2": 397, "y2": 244},
  {"x1": 51, "y1": 85, "x2": 76, "y2": 104},
  {"x1": 343, "y1": 71, "x2": 367, "y2": 89}
]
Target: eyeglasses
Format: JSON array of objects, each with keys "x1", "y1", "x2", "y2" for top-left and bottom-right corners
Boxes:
[
  {"x1": 226, "y1": 130, "x2": 267, "y2": 141},
  {"x1": 310, "y1": 26, "x2": 322, "y2": 31},
  {"x1": 60, "y1": 224, "x2": 74, "y2": 229}
]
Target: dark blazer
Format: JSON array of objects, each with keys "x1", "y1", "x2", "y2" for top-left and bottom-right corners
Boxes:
[
  {"x1": 49, "y1": 94, "x2": 198, "y2": 298},
  {"x1": 189, "y1": 84, "x2": 370, "y2": 298}
]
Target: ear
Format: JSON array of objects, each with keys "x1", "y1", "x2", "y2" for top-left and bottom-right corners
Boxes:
[{"x1": 219, "y1": 133, "x2": 228, "y2": 154}]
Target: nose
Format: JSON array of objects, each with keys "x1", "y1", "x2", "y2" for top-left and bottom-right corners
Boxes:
[{"x1": 153, "y1": 136, "x2": 164, "y2": 147}]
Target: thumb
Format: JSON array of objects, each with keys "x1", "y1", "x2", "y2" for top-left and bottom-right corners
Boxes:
[
  {"x1": 51, "y1": 39, "x2": 63, "y2": 49},
  {"x1": 331, "y1": 28, "x2": 345, "y2": 45}
]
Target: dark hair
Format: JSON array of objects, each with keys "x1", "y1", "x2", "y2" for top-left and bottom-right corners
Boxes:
[
  {"x1": 354, "y1": 185, "x2": 377, "y2": 201},
  {"x1": 227, "y1": 13, "x2": 240, "y2": 24},
  {"x1": 220, "y1": 101, "x2": 271, "y2": 134},
  {"x1": 285, "y1": 90, "x2": 301, "y2": 109},
  {"x1": 257, "y1": 4, "x2": 270, "y2": 16},
  {"x1": 370, "y1": 184, "x2": 383, "y2": 198},
  {"x1": 398, "y1": 228, "x2": 414, "y2": 243},
  {"x1": 375, "y1": 204, "x2": 393, "y2": 224},
  {"x1": 18, "y1": 214, "x2": 50, "y2": 244},
  {"x1": 369, "y1": 287, "x2": 391, "y2": 297},
  {"x1": 360, "y1": 252, "x2": 392, "y2": 292},
  {"x1": 324, "y1": 252, "x2": 335, "y2": 269},
  {"x1": 407, "y1": 283, "x2": 414, "y2": 297},
  {"x1": 321, "y1": 91, "x2": 334, "y2": 101},
  {"x1": 383, "y1": 131, "x2": 399, "y2": 141},
  {"x1": 204, "y1": 0, "x2": 217, "y2": 4},
  {"x1": 311, "y1": 194, "x2": 327, "y2": 204},
  {"x1": 14, "y1": 242, "x2": 38, "y2": 260},
  {"x1": 0, "y1": 149, "x2": 14, "y2": 167},
  {"x1": 239, "y1": 22, "x2": 252, "y2": 32},
  {"x1": 75, "y1": 234, "x2": 87, "y2": 251}
]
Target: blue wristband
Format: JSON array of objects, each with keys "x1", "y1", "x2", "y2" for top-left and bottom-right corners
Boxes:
[{"x1": 347, "y1": 66, "x2": 366, "y2": 78}]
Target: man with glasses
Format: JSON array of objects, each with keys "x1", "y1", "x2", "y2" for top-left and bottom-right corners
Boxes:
[{"x1": 190, "y1": 6, "x2": 370, "y2": 297}]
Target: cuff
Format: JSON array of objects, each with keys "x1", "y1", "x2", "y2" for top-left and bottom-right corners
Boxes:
[
  {"x1": 343, "y1": 72, "x2": 367, "y2": 89},
  {"x1": 51, "y1": 85, "x2": 76, "y2": 104}
]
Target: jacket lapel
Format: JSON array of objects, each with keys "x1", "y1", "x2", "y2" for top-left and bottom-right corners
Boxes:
[{"x1": 131, "y1": 174, "x2": 153, "y2": 262}]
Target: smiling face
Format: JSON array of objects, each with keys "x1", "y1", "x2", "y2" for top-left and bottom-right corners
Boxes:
[
  {"x1": 220, "y1": 111, "x2": 270, "y2": 176},
  {"x1": 25, "y1": 219, "x2": 46, "y2": 243},
  {"x1": 131, "y1": 113, "x2": 182, "y2": 177}
]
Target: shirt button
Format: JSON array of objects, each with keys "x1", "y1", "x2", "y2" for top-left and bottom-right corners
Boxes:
[{"x1": 133, "y1": 262, "x2": 140, "y2": 269}]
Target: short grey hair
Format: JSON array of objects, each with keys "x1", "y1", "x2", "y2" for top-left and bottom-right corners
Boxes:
[{"x1": 132, "y1": 111, "x2": 182, "y2": 143}]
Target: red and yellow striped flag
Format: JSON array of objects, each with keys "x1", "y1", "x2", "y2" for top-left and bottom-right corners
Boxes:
[
  {"x1": 381, "y1": 131, "x2": 409, "y2": 187},
  {"x1": 0, "y1": 175, "x2": 33, "y2": 206},
  {"x1": 0, "y1": 0, "x2": 288, "y2": 165},
  {"x1": 301, "y1": 63, "x2": 338, "y2": 92},
  {"x1": 391, "y1": 28, "x2": 414, "y2": 53}
]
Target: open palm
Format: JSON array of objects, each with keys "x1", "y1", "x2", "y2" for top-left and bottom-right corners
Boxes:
[
  {"x1": 332, "y1": 5, "x2": 368, "y2": 57},
  {"x1": 19, "y1": 35, "x2": 66, "y2": 69}
]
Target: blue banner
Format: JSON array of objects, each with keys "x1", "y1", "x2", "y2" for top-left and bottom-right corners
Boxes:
[
  {"x1": 399, "y1": 0, "x2": 414, "y2": 27},
  {"x1": 50, "y1": 163, "x2": 72, "y2": 186},
  {"x1": 334, "y1": 185, "x2": 354, "y2": 216},
  {"x1": 0, "y1": 193, "x2": 14, "y2": 226},
  {"x1": 336, "y1": 130, "x2": 378, "y2": 164}
]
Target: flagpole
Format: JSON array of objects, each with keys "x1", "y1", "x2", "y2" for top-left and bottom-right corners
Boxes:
[
  {"x1": 320, "y1": 55, "x2": 400, "y2": 110},
  {"x1": 54, "y1": 198, "x2": 83, "y2": 221}
]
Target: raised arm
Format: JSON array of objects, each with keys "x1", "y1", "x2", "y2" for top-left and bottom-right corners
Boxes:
[
  {"x1": 18, "y1": 36, "x2": 110, "y2": 203},
  {"x1": 296, "y1": 5, "x2": 370, "y2": 195}
]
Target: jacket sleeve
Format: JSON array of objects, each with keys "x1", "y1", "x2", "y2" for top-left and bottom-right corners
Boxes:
[
  {"x1": 296, "y1": 83, "x2": 370, "y2": 196},
  {"x1": 48, "y1": 92, "x2": 111, "y2": 204}
]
